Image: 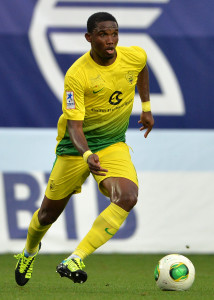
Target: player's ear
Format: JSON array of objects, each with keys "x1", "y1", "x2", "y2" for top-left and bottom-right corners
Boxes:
[{"x1": 85, "y1": 33, "x2": 92, "y2": 43}]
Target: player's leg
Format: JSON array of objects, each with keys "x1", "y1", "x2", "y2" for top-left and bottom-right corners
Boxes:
[
  {"x1": 69, "y1": 142, "x2": 138, "y2": 260},
  {"x1": 14, "y1": 194, "x2": 70, "y2": 287},
  {"x1": 72, "y1": 178, "x2": 137, "y2": 260},
  {"x1": 101, "y1": 176, "x2": 138, "y2": 212},
  {"x1": 25, "y1": 194, "x2": 71, "y2": 255},
  {"x1": 15, "y1": 155, "x2": 90, "y2": 286}
]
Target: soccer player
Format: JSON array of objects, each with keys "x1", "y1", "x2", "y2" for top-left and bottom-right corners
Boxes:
[{"x1": 14, "y1": 12, "x2": 154, "y2": 286}]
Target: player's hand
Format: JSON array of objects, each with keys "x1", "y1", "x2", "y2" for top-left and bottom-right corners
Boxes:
[
  {"x1": 87, "y1": 154, "x2": 108, "y2": 176},
  {"x1": 138, "y1": 111, "x2": 154, "y2": 138}
]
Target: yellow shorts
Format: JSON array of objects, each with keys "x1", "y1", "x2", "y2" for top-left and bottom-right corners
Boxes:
[{"x1": 45, "y1": 142, "x2": 138, "y2": 200}]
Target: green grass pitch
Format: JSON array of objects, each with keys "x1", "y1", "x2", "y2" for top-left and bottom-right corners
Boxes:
[{"x1": 1, "y1": 253, "x2": 214, "y2": 300}]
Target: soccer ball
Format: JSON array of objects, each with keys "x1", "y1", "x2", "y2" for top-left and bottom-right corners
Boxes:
[{"x1": 154, "y1": 254, "x2": 195, "y2": 291}]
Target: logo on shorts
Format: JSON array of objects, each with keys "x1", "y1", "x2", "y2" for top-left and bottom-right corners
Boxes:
[{"x1": 50, "y1": 180, "x2": 55, "y2": 190}]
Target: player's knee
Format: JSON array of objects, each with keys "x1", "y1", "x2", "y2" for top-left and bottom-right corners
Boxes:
[
  {"x1": 38, "y1": 208, "x2": 58, "y2": 226},
  {"x1": 126, "y1": 193, "x2": 138, "y2": 210},
  {"x1": 116, "y1": 193, "x2": 138, "y2": 211}
]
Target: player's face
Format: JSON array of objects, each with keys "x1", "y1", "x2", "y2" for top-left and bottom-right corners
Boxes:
[{"x1": 85, "y1": 21, "x2": 119, "y2": 65}]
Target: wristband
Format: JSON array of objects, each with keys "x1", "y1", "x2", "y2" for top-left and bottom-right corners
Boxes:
[
  {"x1": 83, "y1": 150, "x2": 93, "y2": 162},
  {"x1": 142, "y1": 101, "x2": 151, "y2": 112}
]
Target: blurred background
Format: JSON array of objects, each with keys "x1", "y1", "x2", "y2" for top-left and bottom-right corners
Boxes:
[{"x1": 0, "y1": 0, "x2": 214, "y2": 254}]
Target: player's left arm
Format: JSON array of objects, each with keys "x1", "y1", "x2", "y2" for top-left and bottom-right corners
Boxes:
[{"x1": 137, "y1": 65, "x2": 154, "y2": 138}]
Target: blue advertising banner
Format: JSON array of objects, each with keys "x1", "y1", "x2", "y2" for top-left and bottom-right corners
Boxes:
[
  {"x1": 0, "y1": 0, "x2": 213, "y2": 128},
  {"x1": 1, "y1": 129, "x2": 214, "y2": 253}
]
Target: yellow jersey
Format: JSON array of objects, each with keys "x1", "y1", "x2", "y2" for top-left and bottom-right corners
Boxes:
[{"x1": 56, "y1": 46, "x2": 147, "y2": 155}]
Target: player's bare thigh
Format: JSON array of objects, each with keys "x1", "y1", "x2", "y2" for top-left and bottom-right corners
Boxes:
[
  {"x1": 101, "y1": 177, "x2": 138, "y2": 212},
  {"x1": 38, "y1": 194, "x2": 71, "y2": 226}
]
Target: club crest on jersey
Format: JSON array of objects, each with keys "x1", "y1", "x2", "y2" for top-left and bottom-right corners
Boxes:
[
  {"x1": 125, "y1": 71, "x2": 134, "y2": 85},
  {"x1": 66, "y1": 91, "x2": 75, "y2": 109}
]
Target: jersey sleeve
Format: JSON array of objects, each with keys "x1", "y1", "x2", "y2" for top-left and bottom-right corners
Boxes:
[
  {"x1": 130, "y1": 46, "x2": 147, "y2": 71},
  {"x1": 62, "y1": 74, "x2": 85, "y2": 120}
]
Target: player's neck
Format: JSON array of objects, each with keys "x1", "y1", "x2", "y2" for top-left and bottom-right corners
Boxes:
[{"x1": 90, "y1": 50, "x2": 117, "y2": 66}]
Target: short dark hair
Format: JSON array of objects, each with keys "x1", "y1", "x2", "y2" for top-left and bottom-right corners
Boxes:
[{"x1": 87, "y1": 12, "x2": 118, "y2": 33}]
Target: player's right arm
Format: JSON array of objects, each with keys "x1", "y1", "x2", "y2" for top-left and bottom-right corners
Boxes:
[
  {"x1": 67, "y1": 120, "x2": 108, "y2": 176},
  {"x1": 64, "y1": 72, "x2": 107, "y2": 175}
]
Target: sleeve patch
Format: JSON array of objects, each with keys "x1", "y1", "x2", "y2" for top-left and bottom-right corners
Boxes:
[{"x1": 66, "y1": 91, "x2": 75, "y2": 109}]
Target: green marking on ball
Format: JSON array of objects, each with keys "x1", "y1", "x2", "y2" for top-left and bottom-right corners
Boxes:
[
  {"x1": 170, "y1": 263, "x2": 189, "y2": 281},
  {"x1": 154, "y1": 263, "x2": 160, "y2": 281}
]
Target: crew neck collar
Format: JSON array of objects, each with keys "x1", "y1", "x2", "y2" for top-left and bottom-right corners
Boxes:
[{"x1": 87, "y1": 47, "x2": 120, "y2": 69}]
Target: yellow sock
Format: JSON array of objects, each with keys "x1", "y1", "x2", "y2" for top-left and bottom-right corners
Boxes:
[
  {"x1": 25, "y1": 209, "x2": 51, "y2": 254},
  {"x1": 73, "y1": 203, "x2": 129, "y2": 260}
]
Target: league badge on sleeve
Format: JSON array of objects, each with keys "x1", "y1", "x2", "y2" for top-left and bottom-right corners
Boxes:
[{"x1": 66, "y1": 91, "x2": 75, "y2": 109}]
